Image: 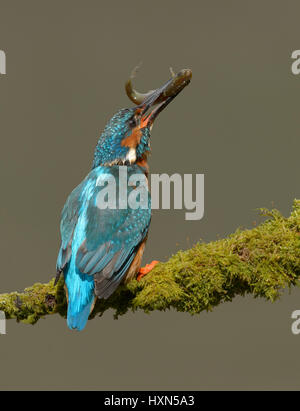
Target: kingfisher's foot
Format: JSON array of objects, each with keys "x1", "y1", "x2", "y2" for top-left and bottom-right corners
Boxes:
[{"x1": 137, "y1": 260, "x2": 159, "y2": 281}]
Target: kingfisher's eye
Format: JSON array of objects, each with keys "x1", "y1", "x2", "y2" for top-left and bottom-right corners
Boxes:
[{"x1": 129, "y1": 116, "x2": 137, "y2": 128}]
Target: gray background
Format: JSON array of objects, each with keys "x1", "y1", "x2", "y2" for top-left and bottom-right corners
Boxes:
[{"x1": 0, "y1": 0, "x2": 299, "y2": 390}]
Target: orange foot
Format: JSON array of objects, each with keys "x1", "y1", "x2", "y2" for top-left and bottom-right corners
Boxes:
[{"x1": 137, "y1": 260, "x2": 159, "y2": 281}]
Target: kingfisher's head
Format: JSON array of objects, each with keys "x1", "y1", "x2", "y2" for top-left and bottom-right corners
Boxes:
[{"x1": 92, "y1": 68, "x2": 192, "y2": 169}]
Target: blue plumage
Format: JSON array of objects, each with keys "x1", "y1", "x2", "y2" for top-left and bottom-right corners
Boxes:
[
  {"x1": 56, "y1": 71, "x2": 190, "y2": 330},
  {"x1": 57, "y1": 164, "x2": 151, "y2": 330}
]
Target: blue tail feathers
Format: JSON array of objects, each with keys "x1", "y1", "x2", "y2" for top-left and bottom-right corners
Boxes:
[
  {"x1": 65, "y1": 267, "x2": 95, "y2": 331},
  {"x1": 67, "y1": 296, "x2": 94, "y2": 331}
]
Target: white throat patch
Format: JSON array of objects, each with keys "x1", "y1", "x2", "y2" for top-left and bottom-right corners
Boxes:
[{"x1": 125, "y1": 148, "x2": 137, "y2": 164}]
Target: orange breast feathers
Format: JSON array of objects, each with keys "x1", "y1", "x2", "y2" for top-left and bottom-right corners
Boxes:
[
  {"x1": 123, "y1": 238, "x2": 147, "y2": 283},
  {"x1": 121, "y1": 127, "x2": 142, "y2": 149},
  {"x1": 136, "y1": 155, "x2": 149, "y2": 176}
]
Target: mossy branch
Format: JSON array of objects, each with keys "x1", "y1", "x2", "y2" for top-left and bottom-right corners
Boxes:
[{"x1": 0, "y1": 200, "x2": 299, "y2": 325}]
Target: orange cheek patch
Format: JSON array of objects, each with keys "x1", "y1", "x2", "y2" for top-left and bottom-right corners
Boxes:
[
  {"x1": 121, "y1": 127, "x2": 142, "y2": 148},
  {"x1": 140, "y1": 114, "x2": 151, "y2": 129}
]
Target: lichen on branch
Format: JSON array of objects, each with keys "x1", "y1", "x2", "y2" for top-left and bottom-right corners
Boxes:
[{"x1": 0, "y1": 200, "x2": 299, "y2": 325}]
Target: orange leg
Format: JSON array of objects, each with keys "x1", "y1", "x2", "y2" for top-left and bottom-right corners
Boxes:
[{"x1": 137, "y1": 260, "x2": 159, "y2": 281}]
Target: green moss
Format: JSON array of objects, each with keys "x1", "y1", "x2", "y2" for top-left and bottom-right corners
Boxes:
[
  {"x1": 0, "y1": 280, "x2": 56, "y2": 324},
  {"x1": 0, "y1": 200, "x2": 299, "y2": 325}
]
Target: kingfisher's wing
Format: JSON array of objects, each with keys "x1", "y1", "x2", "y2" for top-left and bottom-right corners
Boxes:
[
  {"x1": 77, "y1": 203, "x2": 151, "y2": 298},
  {"x1": 57, "y1": 166, "x2": 151, "y2": 299},
  {"x1": 56, "y1": 179, "x2": 86, "y2": 273}
]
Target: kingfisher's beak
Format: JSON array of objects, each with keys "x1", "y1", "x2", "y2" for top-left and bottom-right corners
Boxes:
[{"x1": 126, "y1": 68, "x2": 192, "y2": 128}]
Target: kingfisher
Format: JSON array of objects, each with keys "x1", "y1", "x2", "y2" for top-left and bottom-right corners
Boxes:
[{"x1": 56, "y1": 68, "x2": 192, "y2": 331}]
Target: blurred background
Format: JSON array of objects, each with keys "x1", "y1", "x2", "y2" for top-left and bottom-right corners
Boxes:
[{"x1": 0, "y1": 0, "x2": 299, "y2": 390}]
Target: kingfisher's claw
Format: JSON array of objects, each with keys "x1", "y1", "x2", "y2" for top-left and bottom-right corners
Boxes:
[{"x1": 137, "y1": 260, "x2": 160, "y2": 281}]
